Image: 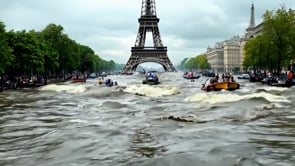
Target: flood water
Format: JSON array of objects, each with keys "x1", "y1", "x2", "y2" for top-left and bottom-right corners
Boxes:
[{"x1": 0, "y1": 72, "x2": 294, "y2": 166}]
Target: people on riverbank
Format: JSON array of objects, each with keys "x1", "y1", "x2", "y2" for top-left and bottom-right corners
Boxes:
[
  {"x1": 287, "y1": 70, "x2": 294, "y2": 85},
  {"x1": 0, "y1": 74, "x2": 73, "y2": 92}
]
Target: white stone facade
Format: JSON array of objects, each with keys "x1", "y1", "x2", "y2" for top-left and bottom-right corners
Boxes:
[{"x1": 206, "y1": 36, "x2": 241, "y2": 73}]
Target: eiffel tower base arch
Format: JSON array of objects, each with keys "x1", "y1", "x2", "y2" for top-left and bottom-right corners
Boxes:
[
  {"x1": 122, "y1": 47, "x2": 176, "y2": 73},
  {"x1": 122, "y1": 0, "x2": 177, "y2": 73}
]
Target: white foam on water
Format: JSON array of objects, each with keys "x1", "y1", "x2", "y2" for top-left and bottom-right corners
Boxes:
[
  {"x1": 39, "y1": 84, "x2": 87, "y2": 93},
  {"x1": 240, "y1": 103, "x2": 280, "y2": 121},
  {"x1": 184, "y1": 92, "x2": 291, "y2": 104},
  {"x1": 122, "y1": 84, "x2": 180, "y2": 97},
  {"x1": 83, "y1": 85, "x2": 116, "y2": 98},
  {"x1": 260, "y1": 86, "x2": 289, "y2": 92}
]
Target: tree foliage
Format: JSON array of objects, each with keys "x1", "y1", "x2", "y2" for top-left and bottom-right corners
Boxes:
[
  {"x1": 0, "y1": 22, "x2": 119, "y2": 79},
  {"x1": 196, "y1": 54, "x2": 210, "y2": 69},
  {"x1": 180, "y1": 54, "x2": 210, "y2": 70},
  {"x1": 244, "y1": 6, "x2": 295, "y2": 72},
  {"x1": 0, "y1": 22, "x2": 13, "y2": 74}
]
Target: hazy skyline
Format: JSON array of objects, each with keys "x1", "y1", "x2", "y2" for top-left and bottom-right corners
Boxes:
[{"x1": 1, "y1": 0, "x2": 294, "y2": 66}]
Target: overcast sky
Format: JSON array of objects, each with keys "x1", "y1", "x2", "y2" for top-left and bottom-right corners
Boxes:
[{"x1": 1, "y1": 0, "x2": 294, "y2": 66}]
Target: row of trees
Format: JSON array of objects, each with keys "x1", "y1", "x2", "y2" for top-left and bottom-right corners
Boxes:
[
  {"x1": 244, "y1": 7, "x2": 295, "y2": 73},
  {"x1": 0, "y1": 22, "x2": 118, "y2": 80},
  {"x1": 179, "y1": 54, "x2": 210, "y2": 71}
]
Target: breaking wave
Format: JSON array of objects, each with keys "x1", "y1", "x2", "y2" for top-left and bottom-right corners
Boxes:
[
  {"x1": 38, "y1": 84, "x2": 87, "y2": 93},
  {"x1": 184, "y1": 92, "x2": 291, "y2": 104},
  {"x1": 122, "y1": 84, "x2": 180, "y2": 97}
]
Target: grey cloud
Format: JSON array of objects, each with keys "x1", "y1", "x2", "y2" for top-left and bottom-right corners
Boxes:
[{"x1": 1, "y1": 0, "x2": 294, "y2": 65}]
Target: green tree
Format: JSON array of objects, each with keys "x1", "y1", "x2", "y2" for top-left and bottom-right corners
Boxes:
[
  {"x1": 179, "y1": 58, "x2": 189, "y2": 69},
  {"x1": 7, "y1": 30, "x2": 44, "y2": 76},
  {"x1": 0, "y1": 21, "x2": 14, "y2": 74},
  {"x1": 244, "y1": 7, "x2": 295, "y2": 73},
  {"x1": 59, "y1": 34, "x2": 80, "y2": 73},
  {"x1": 1, "y1": 21, "x2": 119, "y2": 81},
  {"x1": 78, "y1": 44, "x2": 95, "y2": 73},
  {"x1": 196, "y1": 54, "x2": 210, "y2": 69},
  {"x1": 180, "y1": 54, "x2": 210, "y2": 70},
  {"x1": 41, "y1": 24, "x2": 64, "y2": 75},
  {"x1": 184, "y1": 58, "x2": 197, "y2": 69},
  {"x1": 244, "y1": 35, "x2": 272, "y2": 70}
]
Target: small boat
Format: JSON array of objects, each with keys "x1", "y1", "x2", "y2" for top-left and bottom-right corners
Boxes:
[
  {"x1": 87, "y1": 73, "x2": 97, "y2": 79},
  {"x1": 261, "y1": 76, "x2": 293, "y2": 87},
  {"x1": 183, "y1": 72, "x2": 201, "y2": 80},
  {"x1": 121, "y1": 72, "x2": 133, "y2": 75},
  {"x1": 142, "y1": 79, "x2": 160, "y2": 85},
  {"x1": 201, "y1": 79, "x2": 240, "y2": 91},
  {"x1": 237, "y1": 73, "x2": 250, "y2": 79},
  {"x1": 183, "y1": 72, "x2": 201, "y2": 79},
  {"x1": 72, "y1": 78, "x2": 86, "y2": 83},
  {"x1": 142, "y1": 72, "x2": 160, "y2": 85},
  {"x1": 72, "y1": 74, "x2": 86, "y2": 83},
  {"x1": 183, "y1": 75, "x2": 201, "y2": 79},
  {"x1": 202, "y1": 71, "x2": 215, "y2": 77}
]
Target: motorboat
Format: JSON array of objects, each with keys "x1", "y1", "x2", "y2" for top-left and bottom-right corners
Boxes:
[
  {"x1": 237, "y1": 73, "x2": 250, "y2": 79},
  {"x1": 87, "y1": 73, "x2": 97, "y2": 79},
  {"x1": 142, "y1": 79, "x2": 160, "y2": 85},
  {"x1": 143, "y1": 72, "x2": 160, "y2": 85},
  {"x1": 183, "y1": 72, "x2": 201, "y2": 79},
  {"x1": 261, "y1": 76, "x2": 293, "y2": 87},
  {"x1": 72, "y1": 74, "x2": 86, "y2": 83},
  {"x1": 201, "y1": 79, "x2": 240, "y2": 91}
]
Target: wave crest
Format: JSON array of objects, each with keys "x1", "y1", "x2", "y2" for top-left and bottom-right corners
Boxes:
[
  {"x1": 122, "y1": 85, "x2": 180, "y2": 97},
  {"x1": 184, "y1": 92, "x2": 291, "y2": 104}
]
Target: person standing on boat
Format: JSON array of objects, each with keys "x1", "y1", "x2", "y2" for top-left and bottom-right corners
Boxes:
[
  {"x1": 214, "y1": 74, "x2": 219, "y2": 83},
  {"x1": 188, "y1": 72, "x2": 193, "y2": 78},
  {"x1": 146, "y1": 72, "x2": 153, "y2": 80},
  {"x1": 287, "y1": 70, "x2": 294, "y2": 85},
  {"x1": 154, "y1": 74, "x2": 159, "y2": 81},
  {"x1": 97, "y1": 78, "x2": 103, "y2": 85}
]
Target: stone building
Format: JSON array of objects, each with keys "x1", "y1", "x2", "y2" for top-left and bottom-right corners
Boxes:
[
  {"x1": 206, "y1": 3, "x2": 260, "y2": 73},
  {"x1": 206, "y1": 36, "x2": 241, "y2": 73},
  {"x1": 224, "y1": 36, "x2": 241, "y2": 73},
  {"x1": 206, "y1": 42, "x2": 224, "y2": 73}
]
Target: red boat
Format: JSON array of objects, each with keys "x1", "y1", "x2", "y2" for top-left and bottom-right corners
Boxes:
[
  {"x1": 183, "y1": 72, "x2": 201, "y2": 79},
  {"x1": 72, "y1": 74, "x2": 86, "y2": 83}
]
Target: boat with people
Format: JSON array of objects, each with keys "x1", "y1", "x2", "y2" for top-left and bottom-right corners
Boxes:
[
  {"x1": 201, "y1": 74, "x2": 240, "y2": 91},
  {"x1": 72, "y1": 74, "x2": 86, "y2": 83},
  {"x1": 142, "y1": 72, "x2": 160, "y2": 85},
  {"x1": 97, "y1": 78, "x2": 117, "y2": 87},
  {"x1": 87, "y1": 73, "x2": 97, "y2": 79},
  {"x1": 183, "y1": 72, "x2": 201, "y2": 79},
  {"x1": 261, "y1": 75, "x2": 294, "y2": 87},
  {"x1": 237, "y1": 73, "x2": 250, "y2": 79}
]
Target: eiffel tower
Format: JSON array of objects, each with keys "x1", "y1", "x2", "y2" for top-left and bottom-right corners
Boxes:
[{"x1": 122, "y1": 0, "x2": 176, "y2": 73}]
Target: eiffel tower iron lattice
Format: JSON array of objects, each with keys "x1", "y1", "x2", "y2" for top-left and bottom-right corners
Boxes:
[{"x1": 122, "y1": 0, "x2": 176, "y2": 73}]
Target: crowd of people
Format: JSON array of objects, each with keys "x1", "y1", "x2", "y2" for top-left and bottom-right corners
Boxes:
[
  {"x1": 97, "y1": 78, "x2": 117, "y2": 87},
  {"x1": 145, "y1": 72, "x2": 159, "y2": 82},
  {"x1": 0, "y1": 75, "x2": 46, "y2": 92},
  {"x1": 210, "y1": 73, "x2": 236, "y2": 83}
]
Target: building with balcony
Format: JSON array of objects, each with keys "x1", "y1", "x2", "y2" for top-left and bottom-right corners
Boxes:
[
  {"x1": 206, "y1": 36, "x2": 241, "y2": 73},
  {"x1": 206, "y1": 42, "x2": 224, "y2": 73},
  {"x1": 206, "y1": 3, "x2": 261, "y2": 73}
]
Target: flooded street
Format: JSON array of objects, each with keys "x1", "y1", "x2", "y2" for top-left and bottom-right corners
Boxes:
[{"x1": 0, "y1": 72, "x2": 294, "y2": 166}]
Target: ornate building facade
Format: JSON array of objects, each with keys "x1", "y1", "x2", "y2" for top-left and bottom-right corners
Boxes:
[
  {"x1": 206, "y1": 42, "x2": 224, "y2": 73},
  {"x1": 206, "y1": 3, "x2": 261, "y2": 73},
  {"x1": 224, "y1": 36, "x2": 241, "y2": 73},
  {"x1": 206, "y1": 36, "x2": 241, "y2": 73}
]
